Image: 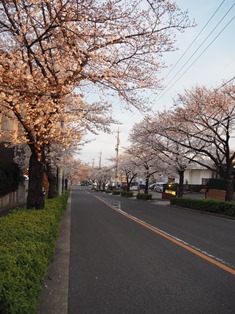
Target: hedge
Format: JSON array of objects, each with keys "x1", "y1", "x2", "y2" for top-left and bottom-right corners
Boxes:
[
  {"x1": 0, "y1": 161, "x2": 21, "y2": 197},
  {"x1": 170, "y1": 197, "x2": 235, "y2": 217},
  {"x1": 0, "y1": 191, "x2": 70, "y2": 314},
  {"x1": 112, "y1": 190, "x2": 121, "y2": 195},
  {"x1": 137, "y1": 193, "x2": 152, "y2": 200},
  {"x1": 121, "y1": 191, "x2": 134, "y2": 197},
  {"x1": 206, "y1": 178, "x2": 235, "y2": 190}
]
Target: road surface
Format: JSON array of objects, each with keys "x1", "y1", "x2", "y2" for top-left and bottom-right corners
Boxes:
[{"x1": 68, "y1": 189, "x2": 235, "y2": 314}]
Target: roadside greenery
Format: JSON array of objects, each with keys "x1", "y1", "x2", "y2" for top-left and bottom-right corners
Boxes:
[
  {"x1": 0, "y1": 191, "x2": 70, "y2": 314},
  {"x1": 112, "y1": 190, "x2": 121, "y2": 195},
  {"x1": 170, "y1": 198, "x2": 235, "y2": 217},
  {"x1": 0, "y1": 161, "x2": 21, "y2": 197},
  {"x1": 137, "y1": 193, "x2": 152, "y2": 200},
  {"x1": 120, "y1": 191, "x2": 134, "y2": 197},
  {"x1": 206, "y1": 178, "x2": 235, "y2": 190}
]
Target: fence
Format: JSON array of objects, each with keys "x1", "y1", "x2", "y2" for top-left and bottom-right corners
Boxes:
[{"x1": 0, "y1": 183, "x2": 27, "y2": 209}]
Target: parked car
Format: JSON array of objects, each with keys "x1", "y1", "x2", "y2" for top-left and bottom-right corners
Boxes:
[
  {"x1": 154, "y1": 182, "x2": 167, "y2": 192},
  {"x1": 130, "y1": 184, "x2": 146, "y2": 191},
  {"x1": 138, "y1": 184, "x2": 146, "y2": 190},
  {"x1": 149, "y1": 183, "x2": 157, "y2": 190},
  {"x1": 121, "y1": 183, "x2": 128, "y2": 190},
  {"x1": 130, "y1": 185, "x2": 139, "y2": 191}
]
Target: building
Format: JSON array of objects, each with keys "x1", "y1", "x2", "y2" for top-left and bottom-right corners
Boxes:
[{"x1": 184, "y1": 165, "x2": 213, "y2": 186}]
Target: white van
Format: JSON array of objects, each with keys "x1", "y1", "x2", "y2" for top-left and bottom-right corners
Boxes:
[{"x1": 154, "y1": 182, "x2": 167, "y2": 192}]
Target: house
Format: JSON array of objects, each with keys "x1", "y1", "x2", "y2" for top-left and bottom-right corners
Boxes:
[{"x1": 184, "y1": 161, "x2": 215, "y2": 187}]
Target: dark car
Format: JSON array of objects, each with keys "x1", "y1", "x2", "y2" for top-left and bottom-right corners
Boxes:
[
  {"x1": 121, "y1": 183, "x2": 128, "y2": 190},
  {"x1": 138, "y1": 184, "x2": 146, "y2": 190}
]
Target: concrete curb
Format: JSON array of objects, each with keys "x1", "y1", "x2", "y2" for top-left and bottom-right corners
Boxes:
[{"x1": 37, "y1": 195, "x2": 71, "y2": 314}]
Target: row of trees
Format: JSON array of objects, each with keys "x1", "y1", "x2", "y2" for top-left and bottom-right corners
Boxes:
[
  {"x1": 0, "y1": 0, "x2": 192, "y2": 208},
  {"x1": 126, "y1": 83, "x2": 235, "y2": 200},
  {"x1": 87, "y1": 82, "x2": 235, "y2": 201},
  {"x1": 87, "y1": 151, "x2": 169, "y2": 194}
]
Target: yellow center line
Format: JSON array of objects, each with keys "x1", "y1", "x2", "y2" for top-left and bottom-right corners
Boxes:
[{"x1": 95, "y1": 195, "x2": 235, "y2": 276}]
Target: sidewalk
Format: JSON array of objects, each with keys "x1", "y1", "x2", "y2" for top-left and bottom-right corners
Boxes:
[{"x1": 37, "y1": 196, "x2": 71, "y2": 314}]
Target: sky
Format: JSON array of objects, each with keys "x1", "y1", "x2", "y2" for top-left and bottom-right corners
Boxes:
[{"x1": 78, "y1": 0, "x2": 235, "y2": 167}]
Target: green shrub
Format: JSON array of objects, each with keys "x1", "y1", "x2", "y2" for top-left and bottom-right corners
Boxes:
[
  {"x1": 206, "y1": 178, "x2": 235, "y2": 190},
  {"x1": 112, "y1": 190, "x2": 121, "y2": 195},
  {"x1": 105, "y1": 190, "x2": 112, "y2": 193},
  {"x1": 121, "y1": 191, "x2": 134, "y2": 197},
  {"x1": 170, "y1": 197, "x2": 235, "y2": 217},
  {"x1": 0, "y1": 191, "x2": 70, "y2": 314},
  {"x1": 137, "y1": 193, "x2": 152, "y2": 200},
  {"x1": 0, "y1": 161, "x2": 21, "y2": 197}
]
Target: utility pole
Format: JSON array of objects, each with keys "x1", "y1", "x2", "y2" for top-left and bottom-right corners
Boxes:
[
  {"x1": 115, "y1": 130, "x2": 120, "y2": 186},
  {"x1": 99, "y1": 152, "x2": 102, "y2": 169}
]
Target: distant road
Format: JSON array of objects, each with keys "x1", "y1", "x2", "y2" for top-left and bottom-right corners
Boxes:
[{"x1": 68, "y1": 189, "x2": 235, "y2": 314}]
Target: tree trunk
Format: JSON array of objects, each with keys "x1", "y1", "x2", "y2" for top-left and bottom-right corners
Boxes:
[
  {"x1": 27, "y1": 152, "x2": 45, "y2": 209},
  {"x1": 127, "y1": 177, "x2": 131, "y2": 191},
  {"x1": 46, "y1": 163, "x2": 58, "y2": 199},
  {"x1": 64, "y1": 178, "x2": 68, "y2": 190},
  {"x1": 144, "y1": 176, "x2": 149, "y2": 194},
  {"x1": 178, "y1": 169, "x2": 184, "y2": 198},
  {"x1": 225, "y1": 174, "x2": 234, "y2": 201}
]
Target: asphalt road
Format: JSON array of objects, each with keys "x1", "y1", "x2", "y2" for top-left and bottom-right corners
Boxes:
[{"x1": 68, "y1": 189, "x2": 235, "y2": 314}]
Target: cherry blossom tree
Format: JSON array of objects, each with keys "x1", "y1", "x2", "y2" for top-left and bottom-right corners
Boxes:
[
  {"x1": 89, "y1": 166, "x2": 113, "y2": 190},
  {"x1": 45, "y1": 94, "x2": 115, "y2": 198},
  {"x1": 160, "y1": 84, "x2": 235, "y2": 201},
  {"x1": 129, "y1": 113, "x2": 224, "y2": 198},
  {"x1": 139, "y1": 116, "x2": 195, "y2": 197},
  {"x1": 0, "y1": 0, "x2": 193, "y2": 208},
  {"x1": 125, "y1": 146, "x2": 159, "y2": 194},
  {"x1": 118, "y1": 154, "x2": 139, "y2": 191},
  {"x1": 67, "y1": 158, "x2": 93, "y2": 186}
]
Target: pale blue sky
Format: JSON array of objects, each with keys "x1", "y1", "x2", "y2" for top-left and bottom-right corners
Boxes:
[{"x1": 79, "y1": 0, "x2": 235, "y2": 166}]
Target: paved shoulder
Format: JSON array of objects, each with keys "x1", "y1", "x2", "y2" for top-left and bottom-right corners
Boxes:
[{"x1": 37, "y1": 196, "x2": 71, "y2": 314}]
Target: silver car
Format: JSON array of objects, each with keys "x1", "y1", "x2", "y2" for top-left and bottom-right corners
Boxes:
[{"x1": 154, "y1": 182, "x2": 167, "y2": 192}]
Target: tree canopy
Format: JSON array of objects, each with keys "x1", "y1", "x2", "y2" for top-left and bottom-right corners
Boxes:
[{"x1": 0, "y1": 0, "x2": 193, "y2": 207}]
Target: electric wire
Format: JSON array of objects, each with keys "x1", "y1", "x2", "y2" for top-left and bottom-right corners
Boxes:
[
  {"x1": 153, "y1": 2, "x2": 235, "y2": 108},
  {"x1": 121, "y1": 0, "x2": 235, "y2": 129},
  {"x1": 216, "y1": 75, "x2": 235, "y2": 90},
  {"x1": 155, "y1": 12, "x2": 235, "y2": 106},
  {"x1": 162, "y1": 0, "x2": 226, "y2": 82}
]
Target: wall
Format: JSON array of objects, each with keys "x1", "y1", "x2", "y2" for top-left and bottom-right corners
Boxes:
[
  {"x1": 184, "y1": 168, "x2": 212, "y2": 185},
  {"x1": 0, "y1": 183, "x2": 27, "y2": 209},
  {"x1": 0, "y1": 115, "x2": 19, "y2": 143}
]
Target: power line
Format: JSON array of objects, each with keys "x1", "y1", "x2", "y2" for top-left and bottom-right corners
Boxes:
[
  {"x1": 163, "y1": 0, "x2": 227, "y2": 82},
  {"x1": 153, "y1": 2, "x2": 235, "y2": 107},
  {"x1": 171, "y1": 14, "x2": 235, "y2": 88},
  {"x1": 216, "y1": 76, "x2": 235, "y2": 90},
  {"x1": 122, "y1": 1, "x2": 233, "y2": 127}
]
